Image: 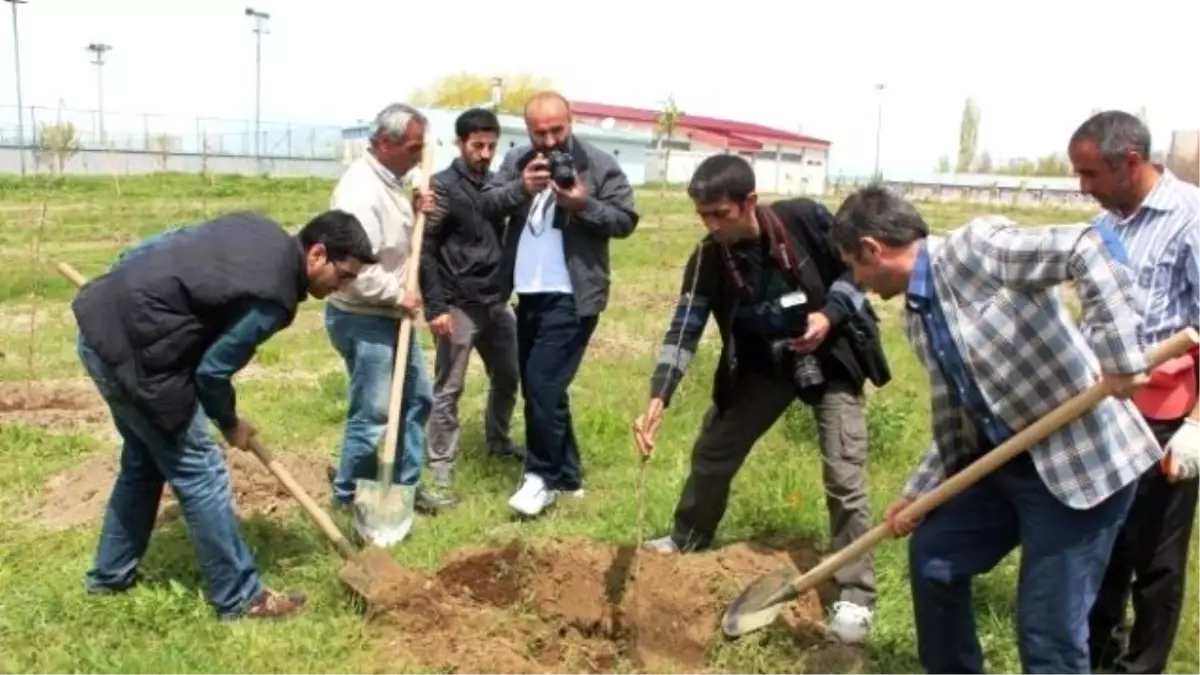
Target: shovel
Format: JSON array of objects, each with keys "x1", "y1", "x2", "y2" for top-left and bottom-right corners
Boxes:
[
  {"x1": 351, "y1": 144, "x2": 436, "y2": 548},
  {"x1": 722, "y1": 326, "x2": 1200, "y2": 638},
  {"x1": 56, "y1": 261, "x2": 408, "y2": 602}
]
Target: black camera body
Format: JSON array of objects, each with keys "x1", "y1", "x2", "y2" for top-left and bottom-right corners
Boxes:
[
  {"x1": 545, "y1": 148, "x2": 576, "y2": 189},
  {"x1": 764, "y1": 290, "x2": 824, "y2": 389}
]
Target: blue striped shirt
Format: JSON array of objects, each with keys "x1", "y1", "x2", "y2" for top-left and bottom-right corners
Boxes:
[{"x1": 1090, "y1": 169, "x2": 1200, "y2": 347}]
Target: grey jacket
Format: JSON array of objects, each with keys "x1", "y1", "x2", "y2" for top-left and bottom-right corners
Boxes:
[{"x1": 475, "y1": 136, "x2": 640, "y2": 317}]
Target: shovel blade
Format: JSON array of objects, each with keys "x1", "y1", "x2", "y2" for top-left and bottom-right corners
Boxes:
[
  {"x1": 337, "y1": 547, "x2": 416, "y2": 602},
  {"x1": 722, "y1": 566, "x2": 801, "y2": 637},
  {"x1": 352, "y1": 479, "x2": 416, "y2": 548}
]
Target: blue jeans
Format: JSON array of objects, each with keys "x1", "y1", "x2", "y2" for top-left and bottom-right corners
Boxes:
[
  {"x1": 77, "y1": 338, "x2": 263, "y2": 619},
  {"x1": 909, "y1": 452, "x2": 1136, "y2": 673},
  {"x1": 324, "y1": 304, "x2": 432, "y2": 503}
]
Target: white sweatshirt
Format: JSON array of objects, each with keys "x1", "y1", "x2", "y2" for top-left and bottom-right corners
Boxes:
[{"x1": 326, "y1": 152, "x2": 414, "y2": 318}]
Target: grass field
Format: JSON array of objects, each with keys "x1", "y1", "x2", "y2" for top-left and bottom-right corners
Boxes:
[{"x1": 0, "y1": 173, "x2": 1196, "y2": 673}]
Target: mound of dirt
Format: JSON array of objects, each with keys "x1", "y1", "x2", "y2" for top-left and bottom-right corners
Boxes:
[
  {"x1": 359, "y1": 538, "x2": 836, "y2": 674},
  {"x1": 19, "y1": 445, "x2": 333, "y2": 531},
  {"x1": 0, "y1": 380, "x2": 110, "y2": 435}
]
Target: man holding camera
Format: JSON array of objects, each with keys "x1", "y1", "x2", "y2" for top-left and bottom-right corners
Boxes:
[
  {"x1": 632, "y1": 154, "x2": 891, "y2": 645},
  {"x1": 473, "y1": 91, "x2": 640, "y2": 517}
]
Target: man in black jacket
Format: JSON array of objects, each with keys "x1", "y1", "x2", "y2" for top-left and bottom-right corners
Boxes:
[
  {"x1": 633, "y1": 155, "x2": 891, "y2": 645},
  {"x1": 474, "y1": 91, "x2": 640, "y2": 517},
  {"x1": 72, "y1": 210, "x2": 376, "y2": 621},
  {"x1": 420, "y1": 107, "x2": 524, "y2": 493}
]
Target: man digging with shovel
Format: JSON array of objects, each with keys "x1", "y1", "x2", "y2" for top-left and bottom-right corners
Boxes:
[
  {"x1": 324, "y1": 103, "x2": 456, "y2": 542},
  {"x1": 828, "y1": 185, "x2": 1161, "y2": 673},
  {"x1": 72, "y1": 209, "x2": 378, "y2": 621}
]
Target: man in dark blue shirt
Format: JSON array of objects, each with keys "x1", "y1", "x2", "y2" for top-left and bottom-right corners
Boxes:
[{"x1": 72, "y1": 209, "x2": 375, "y2": 621}]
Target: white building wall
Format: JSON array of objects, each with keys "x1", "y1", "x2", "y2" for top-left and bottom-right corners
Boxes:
[{"x1": 646, "y1": 145, "x2": 828, "y2": 196}]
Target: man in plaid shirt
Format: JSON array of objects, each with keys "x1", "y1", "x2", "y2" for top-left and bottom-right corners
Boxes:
[{"x1": 828, "y1": 185, "x2": 1158, "y2": 673}]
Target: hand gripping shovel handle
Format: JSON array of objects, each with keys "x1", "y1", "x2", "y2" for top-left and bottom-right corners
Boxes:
[
  {"x1": 787, "y1": 327, "x2": 1200, "y2": 600},
  {"x1": 55, "y1": 261, "x2": 360, "y2": 562},
  {"x1": 376, "y1": 145, "x2": 436, "y2": 485}
]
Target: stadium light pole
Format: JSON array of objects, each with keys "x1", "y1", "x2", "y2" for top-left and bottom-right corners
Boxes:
[
  {"x1": 873, "y1": 82, "x2": 886, "y2": 180},
  {"x1": 244, "y1": 7, "x2": 269, "y2": 172},
  {"x1": 86, "y1": 42, "x2": 112, "y2": 146},
  {"x1": 5, "y1": 0, "x2": 27, "y2": 176}
]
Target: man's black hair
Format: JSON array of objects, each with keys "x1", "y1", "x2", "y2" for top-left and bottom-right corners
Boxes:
[
  {"x1": 455, "y1": 107, "x2": 500, "y2": 141},
  {"x1": 687, "y1": 154, "x2": 756, "y2": 204},
  {"x1": 829, "y1": 185, "x2": 929, "y2": 256},
  {"x1": 298, "y1": 210, "x2": 377, "y2": 264}
]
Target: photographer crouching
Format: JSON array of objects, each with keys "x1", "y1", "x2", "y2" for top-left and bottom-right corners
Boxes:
[{"x1": 633, "y1": 155, "x2": 891, "y2": 645}]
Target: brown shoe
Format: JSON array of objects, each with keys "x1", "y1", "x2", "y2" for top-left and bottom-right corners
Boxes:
[{"x1": 242, "y1": 588, "x2": 307, "y2": 620}]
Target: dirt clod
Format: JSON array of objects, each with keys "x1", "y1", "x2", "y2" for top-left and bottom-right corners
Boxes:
[{"x1": 359, "y1": 537, "x2": 835, "y2": 674}]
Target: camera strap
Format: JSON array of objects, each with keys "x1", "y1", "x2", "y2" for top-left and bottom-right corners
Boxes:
[{"x1": 718, "y1": 204, "x2": 807, "y2": 300}]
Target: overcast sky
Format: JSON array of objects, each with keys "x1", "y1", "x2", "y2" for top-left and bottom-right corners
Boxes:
[{"x1": 2, "y1": 0, "x2": 1196, "y2": 176}]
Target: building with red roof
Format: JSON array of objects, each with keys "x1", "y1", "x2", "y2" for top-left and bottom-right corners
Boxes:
[{"x1": 570, "y1": 100, "x2": 831, "y2": 195}]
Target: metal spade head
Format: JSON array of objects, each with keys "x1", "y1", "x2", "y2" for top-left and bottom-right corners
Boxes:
[
  {"x1": 721, "y1": 566, "x2": 802, "y2": 637},
  {"x1": 351, "y1": 480, "x2": 416, "y2": 548}
]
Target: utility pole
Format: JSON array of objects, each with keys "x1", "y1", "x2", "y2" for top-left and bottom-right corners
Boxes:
[
  {"x1": 86, "y1": 42, "x2": 111, "y2": 146},
  {"x1": 490, "y1": 77, "x2": 503, "y2": 111},
  {"x1": 244, "y1": 7, "x2": 269, "y2": 172},
  {"x1": 873, "y1": 82, "x2": 886, "y2": 181},
  {"x1": 5, "y1": 0, "x2": 27, "y2": 176}
]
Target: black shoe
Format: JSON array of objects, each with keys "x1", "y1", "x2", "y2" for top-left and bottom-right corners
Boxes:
[
  {"x1": 415, "y1": 485, "x2": 457, "y2": 514},
  {"x1": 490, "y1": 443, "x2": 527, "y2": 460},
  {"x1": 86, "y1": 570, "x2": 144, "y2": 595}
]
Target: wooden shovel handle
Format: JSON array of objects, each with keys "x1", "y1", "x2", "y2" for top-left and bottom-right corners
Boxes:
[
  {"x1": 246, "y1": 438, "x2": 358, "y2": 560},
  {"x1": 792, "y1": 327, "x2": 1200, "y2": 595},
  {"x1": 56, "y1": 262, "x2": 88, "y2": 288},
  {"x1": 378, "y1": 144, "x2": 437, "y2": 474}
]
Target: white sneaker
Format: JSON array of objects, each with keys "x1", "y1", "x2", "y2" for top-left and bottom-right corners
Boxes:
[
  {"x1": 826, "y1": 601, "x2": 872, "y2": 645},
  {"x1": 643, "y1": 535, "x2": 681, "y2": 553},
  {"x1": 508, "y1": 473, "x2": 556, "y2": 516}
]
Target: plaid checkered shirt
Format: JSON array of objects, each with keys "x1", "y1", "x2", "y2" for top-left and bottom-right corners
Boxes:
[{"x1": 902, "y1": 216, "x2": 1161, "y2": 509}]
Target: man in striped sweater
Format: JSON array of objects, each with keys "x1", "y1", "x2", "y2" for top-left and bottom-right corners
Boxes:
[{"x1": 1073, "y1": 110, "x2": 1200, "y2": 675}]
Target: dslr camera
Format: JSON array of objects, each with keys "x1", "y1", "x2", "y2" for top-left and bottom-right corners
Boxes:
[
  {"x1": 516, "y1": 145, "x2": 577, "y2": 190},
  {"x1": 764, "y1": 290, "x2": 824, "y2": 389},
  {"x1": 545, "y1": 148, "x2": 576, "y2": 189}
]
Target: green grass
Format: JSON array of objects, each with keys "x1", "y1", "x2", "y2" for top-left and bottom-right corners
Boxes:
[{"x1": 0, "y1": 173, "x2": 1195, "y2": 673}]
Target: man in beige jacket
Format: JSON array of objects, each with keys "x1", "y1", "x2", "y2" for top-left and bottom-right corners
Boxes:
[{"x1": 324, "y1": 102, "x2": 455, "y2": 517}]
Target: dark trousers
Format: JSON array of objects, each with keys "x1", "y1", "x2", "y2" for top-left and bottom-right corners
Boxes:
[
  {"x1": 428, "y1": 301, "x2": 520, "y2": 476},
  {"x1": 1089, "y1": 417, "x2": 1199, "y2": 674},
  {"x1": 909, "y1": 452, "x2": 1136, "y2": 674},
  {"x1": 515, "y1": 292, "x2": 598, "y2": 491},
  {"x1": 671, "y1": 369, "x2": 878, "y2": 607}
]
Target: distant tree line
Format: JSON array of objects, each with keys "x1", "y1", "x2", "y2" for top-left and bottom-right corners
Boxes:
[{"x1": 934, "y1": 99, "x2": 1154, "y2": 177}]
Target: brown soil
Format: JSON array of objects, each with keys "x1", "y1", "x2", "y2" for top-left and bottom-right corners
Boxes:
[
  {"x1": 0, "y1": 380, "x2": 111, "y2": 436},
  {"x1": 18, "y1": 444, "x2": 333, "y2": 531},
  {"x1": 358, "y1": 537, "x2": 839, "y2": 674}
]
